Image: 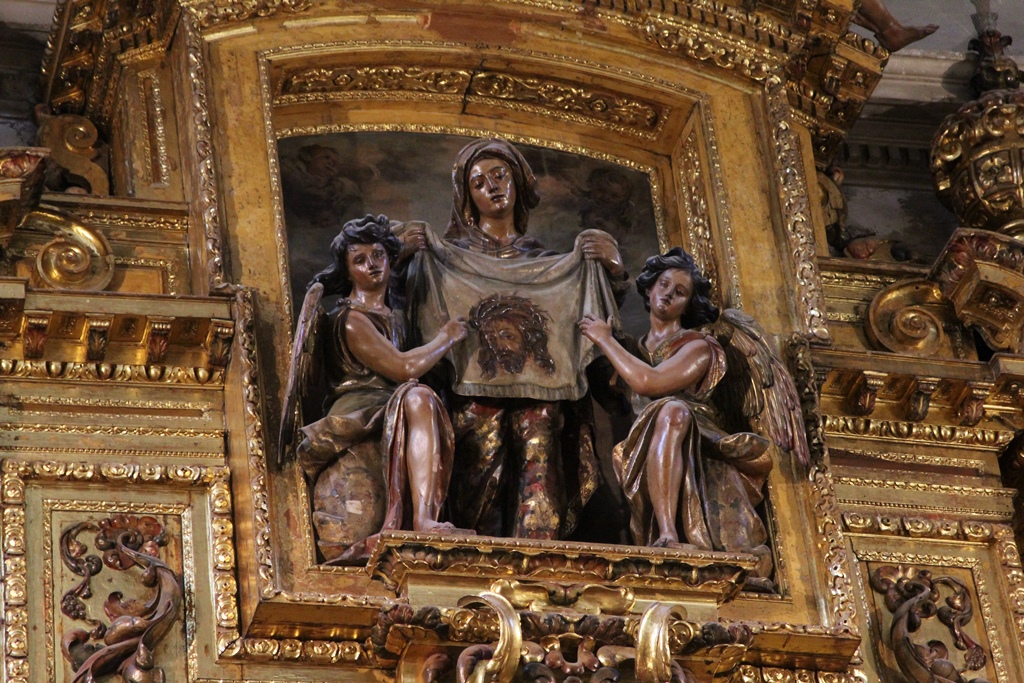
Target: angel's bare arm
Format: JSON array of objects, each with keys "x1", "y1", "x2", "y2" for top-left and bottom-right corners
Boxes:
[
  {"x1": 579, "y1": 315, "x2": 711, "y2": 398},
  {"x1": 346, "y1": 311, "x2": 467, "y2": 382}
]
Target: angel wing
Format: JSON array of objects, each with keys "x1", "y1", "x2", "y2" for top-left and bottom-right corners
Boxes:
[
  {"x1": 711, "y1": 308, "x2": 810, "y2": 468},
  {"x1": 278, "y1": 282, "x2": 325, "y2": 467}
]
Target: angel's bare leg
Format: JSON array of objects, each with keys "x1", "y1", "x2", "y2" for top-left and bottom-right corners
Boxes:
[
  {"x1": 403, "y1": 386, "x2": 451, "y2": 533},
  {"x1": 647, "y1": 401, "x2": 689, "y2": 546},
  {"x1": 854, "y1": 0, "x2": 937, "y2": 52}
]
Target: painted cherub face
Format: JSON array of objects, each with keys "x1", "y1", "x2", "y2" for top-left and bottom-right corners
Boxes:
[
  {"x1": 345, "y1": 242, "x2": 389, "y2": 293},
  {"x1": 648, "y1": 268, "x2": 693, "y2": 323},
  {"x1": 468, "y1": 157, "x2": 516, "y2": 222}
]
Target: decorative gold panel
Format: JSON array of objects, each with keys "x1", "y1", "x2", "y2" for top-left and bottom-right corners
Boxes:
[{"x1": 845, "y1": 518, "x2": 1024, "y2": 683}]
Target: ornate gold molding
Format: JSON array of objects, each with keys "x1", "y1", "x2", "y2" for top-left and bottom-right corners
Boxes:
[
  {"x1": 275, "y1": 65, "x2": 667, "y2": 139},
  {"x1": 823, "y1": 415, "x2": 1015, "y2": 450},
  {"x1": 67, "y1": 208, "x2": 188, "y2": 233},
  {"x1": 696, "y1": 103, "x2": 742, "y2": 308},
  {"x1": 640, "y1": 14, "x2": 780, "y2": 84},
  {"x1": 833, "y1": 448, "x2": 988, "y2": 474},
  {"x1": 678, "y1": 125, "x2": 722, "y2": 304},
  {"x1": 842, "y1": 514, "x2": 1004, "y2": 542},
  {"x1": 232, "y1": 289, "x2": 277, "y2": 600},
  {"x1": 369, "y1": 532, "x2": 754, "y2": 598},
  {"x1": 181, "y1": 0, "x2": 310, "y2": 30},
  {"x1": 182, "y1": 14, "x2": 229, "y2": 293},
  {"x1": 835, "y1": 477, "x2": 1012, "y2": 500},
  {"x1": 0, "y1": 360, "x2": 225, "y2": 386},
  {"x1": 786, "y1": 336, "x2": 859, "y2": 637},
  {"x1": 0, "y1": 460, "x2": 229, "y2": 683},
  {"x1": 766, "y1": 76, "x2": 829, "y2": 342},
  {"x1": 730, "y1": 668, "x2": 860, "y2": 683}
]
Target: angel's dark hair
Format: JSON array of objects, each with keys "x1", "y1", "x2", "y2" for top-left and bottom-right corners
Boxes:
[
  {"x1": 308, "y1": 214, "x2": 403, "y2": 304},
  {"x1": 636, "y1": 247, "x2": 719, "y2": 328}
]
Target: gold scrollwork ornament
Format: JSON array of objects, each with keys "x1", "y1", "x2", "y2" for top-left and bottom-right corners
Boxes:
[
  {"x1": 867, "y1": 279, "x2": 953, "y2": 357},
  {"x1": 19, "y1": 207, "x2": 114, "y2": 291},
  {"x1": 456, "y1": 592, "x2": 522, "y2": 683}
]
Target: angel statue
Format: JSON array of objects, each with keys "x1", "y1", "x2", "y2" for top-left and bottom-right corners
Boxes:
[
  {"x1": 279, "y1": 214, "x2": 472, "y2": 563},
  {"x1": 579, "y1": 248, "x2": 808, "y2": 590}
]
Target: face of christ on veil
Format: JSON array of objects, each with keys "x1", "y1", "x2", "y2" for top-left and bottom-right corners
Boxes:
[{"x1": 469, "y1": 293, "x2": 556, "y2": 379}]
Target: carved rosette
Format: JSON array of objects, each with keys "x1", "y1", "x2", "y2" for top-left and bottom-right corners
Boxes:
[
  {"x1": 931, "y1": 229, "x2": 1024, "y2": 353},
  {"x1": 931, "y1": 89, "x2": 1024, "y2": 236}
]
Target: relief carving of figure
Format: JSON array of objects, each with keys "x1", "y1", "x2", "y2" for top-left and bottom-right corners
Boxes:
[
  {"x1": 280, "y1": 215, "x2": 471, "y2": 562},
  {"x1": 411, "y1": 137, "x2": 630, "y2": 540},
  {"x1": 580, "y1": 248, "x2": 809, "y2": 589}
]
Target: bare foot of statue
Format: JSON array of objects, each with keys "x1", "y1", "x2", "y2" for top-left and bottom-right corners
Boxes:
[
  {"x1": 416, "y1": 520, "x2": 476, "y2": 535},
  {"x1": 875, "y1": 22, "x2": 938, "y2": 52},
  {"x1": 652, "y1": 536, "x2": 700, "y2": 551}
]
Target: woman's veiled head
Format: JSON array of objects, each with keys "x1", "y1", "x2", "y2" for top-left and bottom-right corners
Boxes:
[{"x1": 446, "y1": 138, "x2": 541, "y2": 239}]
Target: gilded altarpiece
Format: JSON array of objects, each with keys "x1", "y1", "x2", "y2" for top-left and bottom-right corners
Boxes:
[{"x1": 3, "y1": 1, "x2": 1024, "y2": 682}]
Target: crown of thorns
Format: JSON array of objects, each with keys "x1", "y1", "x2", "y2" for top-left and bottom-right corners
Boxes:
[{"x1": 468, "y1": 294, "x2": 550, "y2": 331}]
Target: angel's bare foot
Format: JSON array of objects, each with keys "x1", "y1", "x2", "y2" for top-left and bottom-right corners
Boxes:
[
  {"x1": 652, "y1": 536, "x2": 701, "y2": 551},
  {"x1": 876, "y1": 22, "x2": 938, "y2": 52},
  {"x1": 652, "y1": 534, "x2": 678, "y2": 548},
  {"x1": 416, "y1": 520, "x2": 476, "y2": 535}
]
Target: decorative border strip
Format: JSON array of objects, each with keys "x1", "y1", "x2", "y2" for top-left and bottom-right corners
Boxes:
[
  {"x1": 182, "y1": 14, "x2": 229, "y2": 293},
  {"x1": 764, "y1": 75, "x2": 829, "y2": 341},
  {"x1": 0, "y1": 361, "x2": 224, "y2": 386},
  {"x1": 835, "y1": 476, "x2": 1014, "y2": 499},
  {"x1": 823, "y1": 415, "x2": 1015, "y2": 451},
  {"x1": 786, "y1": 336, "x2": 859, "y2": 635}
]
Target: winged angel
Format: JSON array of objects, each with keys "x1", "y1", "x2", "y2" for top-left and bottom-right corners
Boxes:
[
  {"x1": 580, "y1": 247, "x2": 809, "y2": 590},
  {"x1": 279, "y1": 215, "x2": 471, "y2": 562}
]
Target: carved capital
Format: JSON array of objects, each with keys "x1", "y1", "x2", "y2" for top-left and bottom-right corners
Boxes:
[
  {"x1": 0, "y1": 149, "x2": 48, "y2": 249},
  {"x1": 931, "y1": 229, "x2": 1024, "y2": 353},
  {"x1": 847, "y1": 370, "x2": 886, "y2": 416},
  {"x1": 84, "y1": 316, "x2": 111, "y2": 361},
  {"x1": 957, "y1": 381, "x2": 995, "y2": 427},
  {"x1": 904, "y1": 377, "x2": 940, "y2": 422},
  {"x1": 146, "y1": 318, "x2": 173, "y2": 364}
]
